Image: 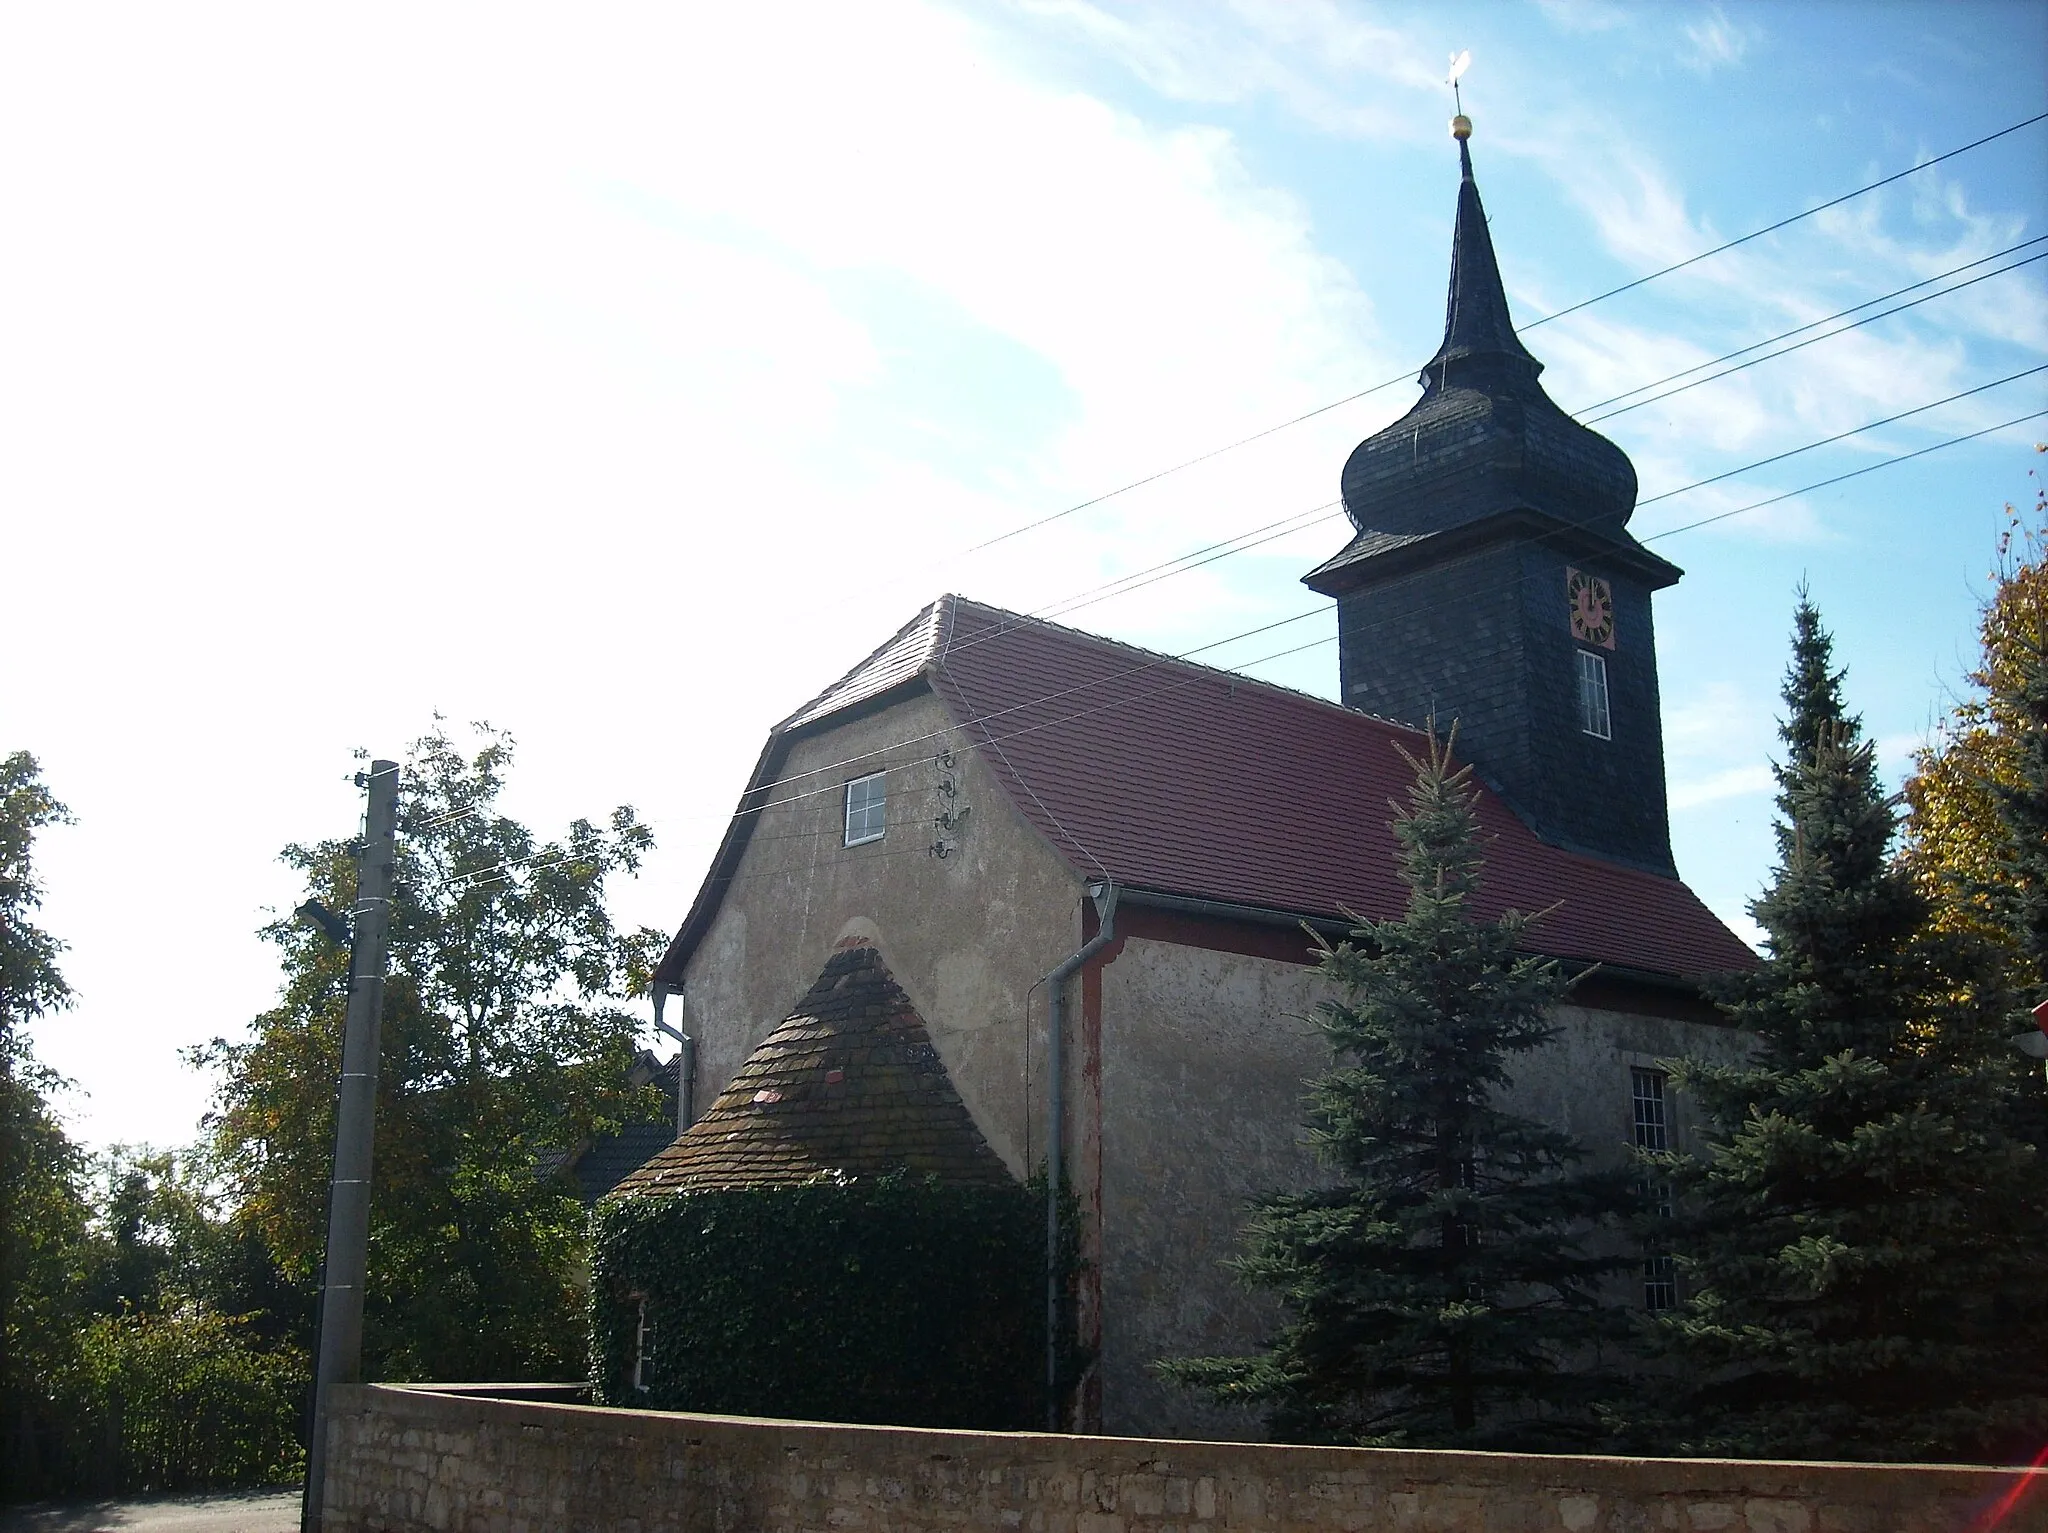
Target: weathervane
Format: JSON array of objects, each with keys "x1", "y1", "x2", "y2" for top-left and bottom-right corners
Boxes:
[{"x1": 1447, "y1": 48, "x2": 1473, "y2": 141}]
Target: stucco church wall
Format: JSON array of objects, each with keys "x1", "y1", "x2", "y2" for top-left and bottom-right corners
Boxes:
[
  {"x1": 1096, "y1": 934, "x2": 1333, "y2": 1441},
  {"x1": 1094, "y1": 933, "x2": 1754, "y2": 1440},
  {"x1": 677, "y1": 688, "x2": 1087, "y2": 1177}
]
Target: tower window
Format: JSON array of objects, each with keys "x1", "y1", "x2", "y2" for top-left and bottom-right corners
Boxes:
[
  {"x1": 1576, "y1": 650, "x2": 1611, "y2": 739},
  {"x1": 844, "y1": 771, "x2": 887, "y2": 846}
]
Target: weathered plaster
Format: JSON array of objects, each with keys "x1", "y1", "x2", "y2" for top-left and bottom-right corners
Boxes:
[
  {"x1": 1095, "y1": 935, "x2": 1331, "y2": 1440},
  {"x1": 1092, "y1": 935, "x2": 1754, "y2": 1439},
  {"x1": 676, "y1": 689, "x2": 1087, "y2": 1179}
]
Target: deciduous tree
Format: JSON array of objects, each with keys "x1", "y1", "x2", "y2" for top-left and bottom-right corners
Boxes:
[
  {"x1": 0, "y1": 752, "x2": 90, "y2": 1498},
  {"x1": 194, "y1": 724, "x2": 666, "y2": 1382},
  {"x1": 1905, "y1": 463, "x2": 2048, "y2": 988}
]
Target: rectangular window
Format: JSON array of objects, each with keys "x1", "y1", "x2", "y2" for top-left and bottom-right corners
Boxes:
[
  {"x1": 1631, "y1": 1068, "x2": 1669, "y2": 1152},
  {"x1": 844, "y1": 771, "x2": 886, "y2": 846},
  {"x1": 1577, "y1": 650, "x2": 1611, "y2": 739},
  {"x1": 1632, "y1": 1068, "x2": 1675, "y2": 1310},
  {"x1": 1642, "y1": 1254, "x2": 1677, "y2": 1313}
]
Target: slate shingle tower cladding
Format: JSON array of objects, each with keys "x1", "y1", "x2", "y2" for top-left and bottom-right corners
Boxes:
[{"x1": 1304, "y1": 134, "x2": 1682, "y2": 877}]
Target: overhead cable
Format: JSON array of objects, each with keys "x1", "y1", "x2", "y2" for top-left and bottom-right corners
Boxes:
[
  {"x1": 961, "y1": 110, "x2": 2048, "y2": 556},
  {"x1": 442, "y1": 393, "x2": 2048, "y2": 890}
]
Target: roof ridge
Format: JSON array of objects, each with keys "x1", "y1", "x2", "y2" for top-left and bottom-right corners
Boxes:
[{"x1": 931, "y1": 593, "x2": 1425, "y2": 739}]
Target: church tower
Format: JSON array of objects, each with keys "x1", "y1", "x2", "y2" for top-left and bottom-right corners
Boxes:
[{"x1": 1304, "y1": 123, "x2": 1681, "y2": 876}]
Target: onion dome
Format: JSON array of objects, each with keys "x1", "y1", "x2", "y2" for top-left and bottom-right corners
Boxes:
[
  {"x1": 608, "y1": 940, "x2": 1013, "y2": 1197},
  {"x1": 1307, "y1": 132, "x2": 1656, "y2": 594}
]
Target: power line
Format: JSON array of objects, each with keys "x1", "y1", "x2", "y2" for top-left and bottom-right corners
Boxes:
[
  {"x1": 1583, "y1": 249, "x2": 2048, "y2": 426},
  {"x1": 441, "y1": 396, "x2": 2048, "y2": 894},
  {"x1": 1643, "y1": 406, "x2": 2048, "y2": 544},
  {"x1": 420, "y1": 225, "x2": 2048, "y2": 844},
  {"x1": 1531, "y1": 110, "x2": 2048, "y2": 328},
  {"x1": 1635, "y1": 364, "x2": 2048, "y2": 508},
  {"x1": 1572, "y1": 234, "x2": 2048, "y2": 417},
  {"x1": 755, "y1": 401, "x2": 2048, "y2": 822},
  {"x1": 960, "y1": 109, "x2": 2048, "y2": 557},
  {"x1": 414, "y1": 333, "x2": 2048, "y2": 855},
  {"x1": 915, "y1": 237, "x2": 2048, "y2": 680}
]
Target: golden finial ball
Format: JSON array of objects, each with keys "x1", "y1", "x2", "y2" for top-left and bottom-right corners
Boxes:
[{"x1": 1450, "y1": 114, "x2": 1473, "y2": 140}]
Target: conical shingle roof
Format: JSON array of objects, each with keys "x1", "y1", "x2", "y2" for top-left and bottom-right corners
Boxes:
[
  {"x1": 1422, "y1": 137, "x2": 1543, "y2": 391},
  {"x1": 608, "y1": 941, "x2": 1014, "y2": 1197}
]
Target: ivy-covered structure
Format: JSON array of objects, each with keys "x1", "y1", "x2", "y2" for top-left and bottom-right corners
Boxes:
[{"x1": 591, "y1": 939, "x2": 1045, "y2": 1428}]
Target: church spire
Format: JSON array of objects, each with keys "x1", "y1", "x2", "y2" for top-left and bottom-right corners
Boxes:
[{"x1": 1421, "y1": 120, "x2": 1541, "y2": 392}]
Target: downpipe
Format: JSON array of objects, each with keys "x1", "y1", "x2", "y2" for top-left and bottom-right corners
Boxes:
[
  {"x1": 1044, "y1": 879, "x2": 1117, "y2": 1432},
  {"x1": 651, "y1": 983, "x2": 697, "y2": 1135}
]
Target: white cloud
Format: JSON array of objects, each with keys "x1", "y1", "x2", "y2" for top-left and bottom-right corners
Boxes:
[
  {"x1": 2, "y1": 0, "x2": 1416, "y2": 1148},
  {"x1": 1670, "y1": 763, "x2": 1776, "y2": 810},
  {"x1": 1681, "y1": 4, "x2": 1756, "y2": 74},
  {"x1": 1533, "y1": 0, "x2": 1635, "y2": 33}
]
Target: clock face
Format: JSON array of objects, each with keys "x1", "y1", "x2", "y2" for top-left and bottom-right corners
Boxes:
[{"x1": 1567, "y1": 568, "x2": 1616, "y2": 649}]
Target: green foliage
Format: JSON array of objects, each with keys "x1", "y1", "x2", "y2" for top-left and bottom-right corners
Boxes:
[
  {"x1": 1906, "y1": 468, "x2": 2048, "y2": 996},
  {"x1": 1162, "y1": 728, "x2": 1638, "y2": 1450},
  {"x1": 590, "y1": 1173, "x2": 1052, "y2": 1430},
  {"x1": 1625, "y1": 598, "x2": 2048, "y2": 1463},
  {"x1": 192, "y1": 722, "x2": 668, "y2": 1382},
  {"x1": 80, "y1": 1147, "x2": 310, "y2": 1354},
  {"x1": 42, "y1": 1305, "x2": 307, "y2": 1494},
  {"x1": 1, "y1": 1061, "x2": 97, "y2": 1499},
  {"x1": 1, "y1": 753, "x2": 86, "y2": 1500},
  {"x1": 0, "y1": 751, "x2": 72, "y2": 1047}
]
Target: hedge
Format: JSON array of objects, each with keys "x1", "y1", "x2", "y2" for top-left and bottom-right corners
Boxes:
[{"x1": 590, "y1": 1172, "x2": 1078, "y2": 1430}]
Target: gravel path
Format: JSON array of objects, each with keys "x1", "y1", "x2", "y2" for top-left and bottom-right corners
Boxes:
[{"x1": 0, "y1": 1490, "x2": 301, "y2": 1533}]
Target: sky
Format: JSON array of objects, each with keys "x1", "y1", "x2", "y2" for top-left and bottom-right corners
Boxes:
[{"x1": 8, "y1": 1, "x2": 2047, "y2": 1153}]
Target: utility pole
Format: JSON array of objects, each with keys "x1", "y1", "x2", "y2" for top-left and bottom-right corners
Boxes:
[{"x1": 302, "y1": 760, "x2": 399, "y2": 1533}]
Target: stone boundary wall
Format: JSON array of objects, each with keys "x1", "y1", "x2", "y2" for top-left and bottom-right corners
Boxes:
[{"x1": 321, "y1": 1383, "x2": 2044, "y2": 1532}]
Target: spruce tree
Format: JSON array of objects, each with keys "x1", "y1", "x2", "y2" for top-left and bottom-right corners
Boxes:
[
  {"x1": 1163, "y1": 728, "x2": 1636, "y2": 1449},
  {"x1": 1629, "y1": 598, "x2": 2048, "y2": 1462}
]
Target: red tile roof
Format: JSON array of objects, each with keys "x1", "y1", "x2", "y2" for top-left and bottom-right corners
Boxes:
[
  {"x1": 656, "y1": 595, "x2": 1754, "y2": 989},
  {"x1": 924, "y1": 597, "x2": 1752, "y2": 980}
]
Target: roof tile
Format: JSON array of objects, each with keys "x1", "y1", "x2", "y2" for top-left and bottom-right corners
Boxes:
[
  {"x1": 921, "y1": 596, "x2": 1753, "y2": 980},
  {"x1": 608, "y1": 943, "x2": 1014, "y2": 1199}
]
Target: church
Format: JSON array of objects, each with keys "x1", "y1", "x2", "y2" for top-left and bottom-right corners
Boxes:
[{"x1": 615, "y1": 124, "x2": 1756, "y2": 1441}]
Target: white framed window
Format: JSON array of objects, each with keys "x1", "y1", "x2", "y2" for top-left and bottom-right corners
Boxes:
[
  {"x1": 1631, "y1": 1068, "x2": 1669, "y2": 1154},
  {"x1": 1631, "y1": 1068, "x2": 1676, "y2": 1311},
  {"x1": 844, "y1": 771, "x2": 887, "y2": 846},
  {"x1": 1576, "y1": 650, "x2": 1611, "y2": 740},
  {"x1": 631, "y1": 1294, "x2": 655, "y2": 1392}
]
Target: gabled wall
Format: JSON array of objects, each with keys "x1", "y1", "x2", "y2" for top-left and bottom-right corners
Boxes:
[{"x1": 675, "y1": 689, "x2": 1087, "y2": 1179}]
